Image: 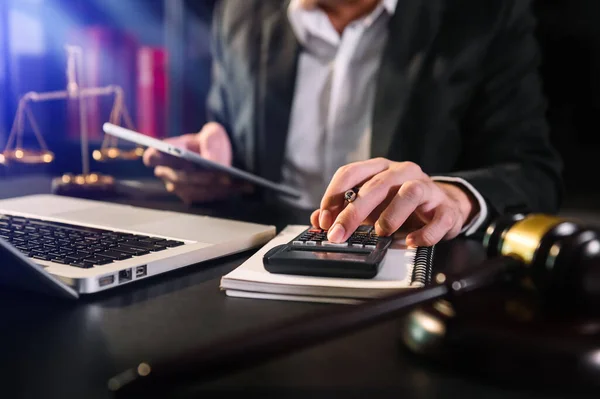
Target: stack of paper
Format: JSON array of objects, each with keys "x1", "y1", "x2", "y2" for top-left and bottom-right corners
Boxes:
[{"x1": 220, "y1": 225, "x2": 422, "y2": 304}]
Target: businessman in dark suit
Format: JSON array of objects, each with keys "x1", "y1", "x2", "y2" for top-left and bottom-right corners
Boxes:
[{"x1": 144, "y1": 0, "x2": 562, "y2": 247}]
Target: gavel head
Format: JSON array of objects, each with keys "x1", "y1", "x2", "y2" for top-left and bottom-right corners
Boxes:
[{"x1": 483, "y1": 213, "x2": 600, "y2": 308}]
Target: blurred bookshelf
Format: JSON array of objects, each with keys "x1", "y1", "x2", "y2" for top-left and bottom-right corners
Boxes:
[
  {"x1": 0, "y1": 0, "x2": 8, "y2": 179},
  {"x1": 0, "y1": 0, "x2": 217, "y2": 180}
]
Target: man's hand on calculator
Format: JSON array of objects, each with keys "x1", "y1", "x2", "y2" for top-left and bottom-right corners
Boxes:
[{"x1": 311, "y1": 158, "x2": 479, "y2": 247}]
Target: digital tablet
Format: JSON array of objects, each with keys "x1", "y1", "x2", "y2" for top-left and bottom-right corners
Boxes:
[{"x1": 102, "y1": 123, "x2": 302, "y2": 199}]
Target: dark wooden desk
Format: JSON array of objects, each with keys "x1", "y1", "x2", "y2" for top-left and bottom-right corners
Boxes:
[{"x1": 0, "y1": 176, "x2": 590, "y2": 399}]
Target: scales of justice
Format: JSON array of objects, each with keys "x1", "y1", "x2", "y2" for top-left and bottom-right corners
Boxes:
[{"x1": 0, "y1": 44, "x2": 144, "y2": 193}]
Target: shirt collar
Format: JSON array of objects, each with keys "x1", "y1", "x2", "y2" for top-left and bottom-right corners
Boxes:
[
  {"x1": 288, "y1": 0, "x2": 398, "y2": 46},
  {"x1": 382, "y1": 0, "x2": 399, "y2": 14}
]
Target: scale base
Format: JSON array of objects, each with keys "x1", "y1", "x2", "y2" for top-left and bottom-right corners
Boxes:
[{"x1": 51, "y1": 173, "x2": 117, "y2": 198}]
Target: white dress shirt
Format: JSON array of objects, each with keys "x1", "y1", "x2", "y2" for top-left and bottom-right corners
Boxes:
[{"x1": 280, "y1": 0, "x2": 487, "y2": 235}]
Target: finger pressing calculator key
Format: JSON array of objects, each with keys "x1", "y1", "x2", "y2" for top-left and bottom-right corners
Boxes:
[{"x1": 263, "y1": 226, "x2": 393, "y2": 279}]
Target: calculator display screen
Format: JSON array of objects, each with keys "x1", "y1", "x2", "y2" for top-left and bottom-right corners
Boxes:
[{"x1": 312, "y1": 251, "x2": 368, "y2": 262}]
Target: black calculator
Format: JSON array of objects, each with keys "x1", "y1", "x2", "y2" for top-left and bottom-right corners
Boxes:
[{"x1": 263, "y1": 225, "x2": 393, "y2": 279}]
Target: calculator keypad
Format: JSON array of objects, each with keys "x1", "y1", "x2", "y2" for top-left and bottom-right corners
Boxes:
[{"x1": 292, "y1": 225, "x2": 385, "y2": 249}]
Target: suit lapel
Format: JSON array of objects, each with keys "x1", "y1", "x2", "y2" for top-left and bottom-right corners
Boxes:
[
  {"x1": 257, "y1": 0, "x2": 299, "y2": 183},
  {"x1": 371, "y1": 0, "x2": 442, "y2": 159}
]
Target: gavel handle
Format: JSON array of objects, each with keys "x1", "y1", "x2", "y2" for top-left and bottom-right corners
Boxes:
[{"x1": 110, "y1": 256, "x2": 522, "y2": 396}]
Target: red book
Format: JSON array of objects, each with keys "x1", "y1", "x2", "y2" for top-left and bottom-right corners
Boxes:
[
  {"x1": 136, "y1": 47, "x2": 168, "y2": 138},
  {"x1": 66, "y1": 26, "x2": 138, "y2": 141}
]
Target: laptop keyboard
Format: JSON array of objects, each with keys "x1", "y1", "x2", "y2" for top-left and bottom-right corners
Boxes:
[{"x1": 0, "y1": 214, "x2": 185, "y2": 269}]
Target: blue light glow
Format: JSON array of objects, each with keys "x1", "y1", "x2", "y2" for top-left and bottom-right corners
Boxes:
[{"x1": 9, "y1": 8, "x2": 44, "y2": 55}]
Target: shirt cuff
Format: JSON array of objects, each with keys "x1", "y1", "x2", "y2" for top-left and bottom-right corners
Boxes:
[{"x1": 431, "y1": 176, "x2": 488, "y2": 236}]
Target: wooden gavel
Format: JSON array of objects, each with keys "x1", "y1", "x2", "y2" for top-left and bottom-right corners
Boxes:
[{"x1": 109, "y1": 214, "x2": 600, "y2": 396}]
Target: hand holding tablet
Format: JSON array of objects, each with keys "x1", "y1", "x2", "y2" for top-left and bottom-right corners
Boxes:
[
  {"x1": 102, "y1": 123, "x2": 302, "y2": 201},
  {"x1": 142, "y1": 124, "x2": 241, "y2": 203}
]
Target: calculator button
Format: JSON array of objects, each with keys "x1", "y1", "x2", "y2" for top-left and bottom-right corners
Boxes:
[
  {"x1": 355, "y1": 225, "x2": 373, "y2": 234},
  {"x1": 322, "y1": 241, "x2": 349, "y2": 247},
  {"x1": 308, "y1": 228, "x2": 323, "y2": 233},
  {"x1": 365, "y1": 244, "x2": 377, "y2": 249},
  {"x1": 305, "y1": 241, "x2": 317, "y2": 246},
  {"x1": 292, "y1": 241, "x2": 304, "y2": 246},
  {"x1": 351, "y1": 243, "x2": 364, "y2": 248}
]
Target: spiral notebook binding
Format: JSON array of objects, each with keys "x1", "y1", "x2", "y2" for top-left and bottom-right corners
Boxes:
[{"x1": 410, "y1": 246, "x2": 435, "y2": 287}]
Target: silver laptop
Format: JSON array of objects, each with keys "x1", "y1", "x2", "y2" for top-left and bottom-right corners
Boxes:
[{"x1": 0, "y1": 194, "x2": 276, "y2": 299}]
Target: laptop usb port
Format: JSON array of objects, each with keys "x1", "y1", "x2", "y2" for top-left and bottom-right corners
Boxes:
[
  {"x1": 98, "y1": 275, "x2": 115, "y2": 287},
  {"x1": 118, "y1": 269, "x2": 132, "y2": 284},
  {"x1": 135, "y1": 265, "x2": 147, "y2": 278}
]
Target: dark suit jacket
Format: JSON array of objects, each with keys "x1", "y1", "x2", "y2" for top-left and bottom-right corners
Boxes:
[{"x1": 206, "y1": 0, "x2": 563, "y2": 229}]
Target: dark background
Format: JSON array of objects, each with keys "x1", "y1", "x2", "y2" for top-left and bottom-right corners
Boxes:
[{"x1": 0, "y1": 0, "x2": 598, "y2": 204}]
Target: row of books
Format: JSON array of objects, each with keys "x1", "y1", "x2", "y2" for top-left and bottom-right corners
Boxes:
[{"x1": 65, "y1": 26, "x2": 168, "y2": 141}]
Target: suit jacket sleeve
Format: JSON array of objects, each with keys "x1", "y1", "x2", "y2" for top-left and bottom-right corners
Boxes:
[
  {"x1": 206, "y1": 1, "x2": 230, "y2": 132},
  {"x1": 205, "y1": 1, "x2": 245, "y2": 168},
  {"x1": 448, "y1": 0, "x2": 563, "y2": 225}
]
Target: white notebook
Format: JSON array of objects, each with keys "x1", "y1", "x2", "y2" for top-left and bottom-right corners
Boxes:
[{"x1": 220, "y1": 225, "x2": 434, "y2": 304}]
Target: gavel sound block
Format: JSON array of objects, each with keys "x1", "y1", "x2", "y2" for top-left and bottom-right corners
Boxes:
[{"x1": 403, "y1": 214, "x2": 600, "y2": 392}]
